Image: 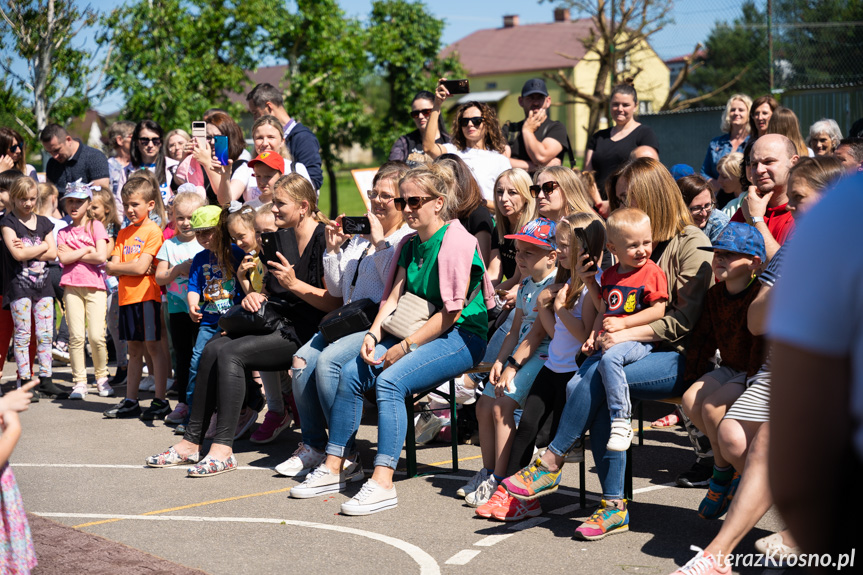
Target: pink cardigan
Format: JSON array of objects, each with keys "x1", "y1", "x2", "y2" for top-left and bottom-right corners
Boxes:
[{"x1": 382, "y1": 219, "x2": 495, "y2": 313}]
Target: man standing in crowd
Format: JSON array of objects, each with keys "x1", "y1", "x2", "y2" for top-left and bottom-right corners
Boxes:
[
  {"x1": 833, "y1": 137, "x2": 863, "y2": 174},
  {"x1": 732, "y1": 133, "x2": 797, "y2": 261},
  {"x1": 503, "y1": 78, "x2": 571, "y2": 172},
  {"x1": 40, "y1": 124, "x2": 110, "y2": 192},
  {"x1": 246, "y1": 83, "x2": 323, "y2": 190}
]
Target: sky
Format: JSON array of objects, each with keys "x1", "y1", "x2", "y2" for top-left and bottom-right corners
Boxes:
[{"x1": 17, "y1": 0, "x2": 756, "y2": 114}]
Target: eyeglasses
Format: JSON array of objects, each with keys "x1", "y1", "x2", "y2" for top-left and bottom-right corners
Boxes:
[
  {"x1": 10, "y1": 143, "x2": 21, "y2": 153},
  {"x1": 529, "y1": 181, "x2": 558, "y2": 198},
  {"x1": 394, "y1": 196, "x2": 435, "y2": 211},
  {"x1": 138, "y1": 137, "x2": 162, "y2": 147},
  {"x1": 459, "y1": 116, "x2": 483, "y2": 128},
  {"x1": 689, "y1": 202, "x2": 715, "y2": 215},
  {"x1": 410, "y1": 108, "x2": 433, "y2": 119},
  {"x1": 367, "y1": 190, "x2": 395, "y2": 203}
]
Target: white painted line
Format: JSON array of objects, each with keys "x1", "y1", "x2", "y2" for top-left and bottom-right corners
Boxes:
[
  {"x1": 473, "y1": 533, "x2": 514, "y2": 547},
  {"x1": 444, "y1": 549, "x2": 481, "y2": 565},
  {"x1": 549, "y1": 503, "x2": 585, "y2": 516},
  {"x1": 35, "y1": 513, "x2": 440, "y2": 575},
  {"x1": 507, "y1": 516, "x2": 549, "y2": 531},
  {"x1": 633, "y1": 481, "x2": 677, "y2": 494},
  {"x1": 15, "y1": 463, "x2": 272, "y2": 471}
]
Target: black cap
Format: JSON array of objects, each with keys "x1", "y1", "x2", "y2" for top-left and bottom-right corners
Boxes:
[{"x1": 521, "y1": 78, "x2": 548, "y2": 97}]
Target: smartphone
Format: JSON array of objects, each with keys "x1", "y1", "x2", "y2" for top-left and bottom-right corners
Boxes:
[
  {"x1": 259, "y1": 231, "x2": 281, "y2": 266},
  {"x1": 191, "y1": 121, "x2": 207, "y2": 149},
  {"x1": 342, "y1": 216, "x2": 371, "y2": 235},
  {"x1": 260, "y1": 229, "x2": 297, "y2": 267},
  {"x1": 441, "y1": 79, "x2": 470, "y2": 95},
  {"x1": 572, "y1": 227, "x2": 599, "y2": 272},
  {"x1": 213, "y1": 135, "x2": 229, "y2": 166}
]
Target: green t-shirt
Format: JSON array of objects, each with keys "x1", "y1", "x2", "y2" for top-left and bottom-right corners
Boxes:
[{"x1": 397, "y1": 224, "x2": 488, "y2": 340}]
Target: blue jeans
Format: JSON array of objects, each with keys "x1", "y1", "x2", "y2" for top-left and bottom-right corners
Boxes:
[
  {"x1": 548, "y1": 350, "x2": 688, "y2": 499},
  {"x1": 326, "y1": 327, "x2": 486, "y2": 469},
  {"x1": 587, "y1": 341, "x2": 652, "y2": 420},
  {"x1": 186, "y1": 323, "x2": 219, "y2": 406},
  {"x1": 292, "y1": 330, "x2": 366, "y2": 451}
]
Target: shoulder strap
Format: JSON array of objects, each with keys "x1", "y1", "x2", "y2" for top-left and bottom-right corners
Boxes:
[{"x1": 347, "y1": 242, "x2": 373, "y2": 300}]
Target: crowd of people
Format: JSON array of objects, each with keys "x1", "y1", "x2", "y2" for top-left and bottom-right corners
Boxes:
[{"x1": 0, "y1": 76, "x2": 861, "y2": 574}]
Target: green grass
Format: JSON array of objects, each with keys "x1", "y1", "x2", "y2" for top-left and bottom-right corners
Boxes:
[{"x1": 318, "y1": 170, "x2": 370, "y2": 218}]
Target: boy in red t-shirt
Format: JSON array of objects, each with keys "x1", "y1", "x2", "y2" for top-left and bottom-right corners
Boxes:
[{"x1": 581, "y1": 208, "x2": 668, "y2": 451}]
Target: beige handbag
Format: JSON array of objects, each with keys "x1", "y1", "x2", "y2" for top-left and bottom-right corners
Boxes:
[{"x1": 381, "y1": 291, "x2": 438, "y2": 340}]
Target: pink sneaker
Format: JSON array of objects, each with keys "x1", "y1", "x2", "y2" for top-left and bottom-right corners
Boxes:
[
  {"x1": 250, "y1": 410, "x2": 292, "y2": 444},
  {"x1": 165, "y1": 402, "x2": 189, "y2": 425},
  {"x1": 234, "y1": 407, "x2": 258, "y2": 440},
  {"x1": 96, "y1": 377, "x2": 114, "y2": 398},
  {"x1": 204, "y1": 413, "x2": 219, "y2": 439}
]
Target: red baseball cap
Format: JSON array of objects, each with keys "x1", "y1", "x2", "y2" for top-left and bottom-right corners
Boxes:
[{"x1": 248, "y1": 151, "x2": 285, "y2": 173}]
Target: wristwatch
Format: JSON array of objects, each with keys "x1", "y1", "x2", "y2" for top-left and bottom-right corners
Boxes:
[
  {"x1": 506, "y1": 355, "x2": 524, "y2": 371},
  {"x1": 404, "y1": 337, "x2": 419, "y2": 353},
  {"x1": 751, "y1": 216, "x2": 765, "y2": 224}
]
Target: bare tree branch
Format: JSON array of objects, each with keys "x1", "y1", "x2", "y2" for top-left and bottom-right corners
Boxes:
[{"x1": 669, "y1": 64, "x2": 751, "y2": 111}]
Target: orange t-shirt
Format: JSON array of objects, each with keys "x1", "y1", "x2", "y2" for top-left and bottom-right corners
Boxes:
[{"x1": 111, "y1": 219, "x2": 163, "y2": 306}]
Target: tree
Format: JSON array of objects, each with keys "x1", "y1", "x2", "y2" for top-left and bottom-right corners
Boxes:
[
  {"x1": 366, "y1": 0, "x2": 464, "y2": 156},
  {"x1": 0, "y1": 0, "x2": 101, "y2": 132},
  {"x1": 98, "y1": 0, "x2": 270, "y2": 130},
  {"x1": 264, "y1": 0, "x2": 370, "y2": 218},
  {"x1": 541, "y1": 0, "x2": 671, "y2": 157}
]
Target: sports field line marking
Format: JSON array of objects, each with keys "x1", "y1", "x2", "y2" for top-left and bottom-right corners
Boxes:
[
  {"x1": 444, "y1": 549, "x2": 481, "y2": 565},
  {"x1": 632, "y1": 481, "x2": 677, "y2": 494},
  {"x1": 35, "y1": 513, "x2": 440, "y2": 575},
  {"x1": 473, "y1": 533, "x2": 515, "y2": 547},
  {"x1": 420, "y1": 454, "x2": 484, "y2": 467},
  {"x1": 508, "y1": 516, "x2": 549, "y2": 531},
  {"x1": 14, "y1": 463, "x2": 270, "y2": 470}
]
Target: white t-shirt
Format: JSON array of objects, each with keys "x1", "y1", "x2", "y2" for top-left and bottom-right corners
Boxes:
[
  {"x1": 768, "y1": 174, "x2": 863, "y2": 458},
  {"x1": 545, "y1": 280, "x2": 590, "y2": 373},
  {"x1": 243, "y1": 161, "x2": 314, "y2": 202},
  {"x1": 442, "y1": 143, "x2": 511, "y2": 202}
]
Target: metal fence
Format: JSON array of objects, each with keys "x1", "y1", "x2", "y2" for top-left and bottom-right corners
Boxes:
[
  {"x1": 638, "y1": 107, "x2": 726, "y2": 172},
  {"x1": 782, "y1": 84, "x2": 863, "y2": 138}
]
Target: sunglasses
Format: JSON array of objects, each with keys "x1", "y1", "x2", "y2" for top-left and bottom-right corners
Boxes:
[
  {"x1": 529, "y1": 181, "x2": 558, "y2": 198},
  {"x1": 10, "y1": 143, "x2": 21, "y2": 153},
  {"x1": 138, "y1": 137, "x2": 162, "y2": 146},
  {"x1": 367, "y1": 190, "x2": 395, "y2": 202},
  {"x1": 410, "y1": 108, "x2": 433, "y2": 119},
  {"x1": 394, "y1": 196, "x2": 435, "y2": 211},
  {"x1": 459, "y1": 116, "x2": 483, "y2": 128}
]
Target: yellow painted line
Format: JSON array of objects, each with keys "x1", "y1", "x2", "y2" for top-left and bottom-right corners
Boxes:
[
  {"x1": 73, "y1": 486, "x2": 294, "y2": 529},
  {"x1": 418, "y1": 454, "x2": 483, "y2": 468}
]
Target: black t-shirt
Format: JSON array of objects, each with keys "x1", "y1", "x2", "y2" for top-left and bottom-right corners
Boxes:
[
  {"x1": 264, "y1": 222, "x2": 327, "y2": 343},
  {"x1": 388, "y1": 129, "x2": 451, "y2": 167},
  {"x1": 0, "y1": 212, "x2": 55, "y2": 306},
  {"x1": 459, "y1": 204, "x2": 494, "y2": 239},
  {"x1": 587, "y1": 125, "x2": 659, "y2": 196},
  {"x1": 502, "y1": 117, "x2": 570, "y2": 168},
  {"x1": 491, "y1": 227, "x2": 517, "y2": 280},
  {"x1": 45, "y1": 140, "x2": 110, "y2": 191}
]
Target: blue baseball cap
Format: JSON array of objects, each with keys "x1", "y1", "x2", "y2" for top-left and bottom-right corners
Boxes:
[
  {"x1": 670, "y1": 164, "x2": 695, "y2": 180},
  {"x1": 505, "y1": 217, "x2": 557, "y2": 250},
  {"x1": 698, "y1": 222, "x2": 766, "y2": 261},
  {"x1": 521, "y1": 78, "x2": 548, "y2": 98}
]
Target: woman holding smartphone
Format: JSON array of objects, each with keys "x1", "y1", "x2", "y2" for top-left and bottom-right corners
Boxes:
[
  {"x1": 288, "y1": 163, "x2": 490, "y2": 515},
  {"x1": 423, "y1": 79, "x2": 510, "y2": 208},
  {"x1": 389, "y1": 90, "x2": 451, "y2": 167},
  {"x1": 191, "y1": 112, "x2": 249, "y2": 206}
]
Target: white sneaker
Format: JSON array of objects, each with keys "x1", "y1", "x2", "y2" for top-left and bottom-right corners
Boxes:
[
  {"x1": 96, "y1": 377, "x2": 114, "y2": 398},
  {"x1": 275, "y1": 443, "x2": 326, "y2": 477},
  {"x1": 340, "y1": 479, "x2": 398, "y2": 516},
  {"x1": 289, "y1": 460, "x2": 364, "y2": 499},
  {"x1": 456, "y1": 468, "x2": 489, "y2": 498},
  {"x1": 607, "y1": 418, "x2": 634, "y2": 451},
  {"x1": 69, "y1": 384, "x2": 88, "y2": 400},
  {"x1": 414, "y1": 406, "x2": 443, "y2": 445},
  {"x1": 564, "y1": 438, "x2": 585, "y2": 463},
  {"x1": 465, "y1": 475, "x2": 498, "y2": 507},
  {"x1": 139, "y1": 376, "x2": 155, "y2": 392}
]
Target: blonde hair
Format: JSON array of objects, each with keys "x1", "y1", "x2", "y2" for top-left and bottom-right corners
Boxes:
[
  {"x1": 36, "y1": 182, "x2": 58, "y2": 214},
  {"x1": 126, "y1": 169, "x2": 167, "y2": 229},
  {"x1": 608, "y1": 158, "x2": 694, "y2": 242},
  {"x1": 9, "y1": 176, "x2": 37, "y2": 202},
  {"x1": 256, "y1": 202, "x2": 274, "y2": 217},
  {"x1": 717, "y1": 152, "x2": 743, "y2": 180},
  {"x1": 90, "y1": 188, "x2": 121, "y2": 229},
  {"x1": 721, "y1": 94, "x2": 753, "y2": 134},
  {"x1": 399, "y1": 163, "x2": 457, "y2": 221},
  {"x1": 171, "y1": 191, "x2": 206, "y2": 215},
  {"x1": 559, "y1": 211, "x2": 605, "y2": 309},
  {"x1": 272, "y1": 172, "x2": 328, "y2": 224},
  {"x1": 252, "y1": 114, "x2": 291, "y2": 160},
  {"x1": 493, "y1": 168, "x2": 535, "y2": 243},
  {"x1": 606, "y1": 207, "x2": 650, "y2": 244},
  {"x1": 533, "y1": 165, "x2": 593, "y2": 218}
]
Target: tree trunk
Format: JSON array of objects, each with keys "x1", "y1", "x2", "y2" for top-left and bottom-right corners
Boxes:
[{"x1": 325, "y1": 157, "x2": 338, "y2": 220}]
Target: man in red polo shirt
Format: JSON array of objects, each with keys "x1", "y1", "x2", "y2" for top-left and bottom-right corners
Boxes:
[{"x1": 731, "y1": 134, "x2": 798, "y2": 262}]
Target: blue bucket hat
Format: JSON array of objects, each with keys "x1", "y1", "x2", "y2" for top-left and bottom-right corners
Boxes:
[
  {"x1": 698, "y1": 222, "x2": 766, "y2": 261},
  {"x1": 670, "y1": 164, "x2": 695, "y2": 180},
  {"x1": 505, "y1": 217, "x2": 557, "y2": 250}
]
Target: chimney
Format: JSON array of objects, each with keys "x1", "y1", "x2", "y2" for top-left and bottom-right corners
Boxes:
[
  {"x1": 503, "y1": 14, "x2": 519, "y2": 28},
  {"x1": 554, "y1": 8, "x2": 570, "y2": 22}
]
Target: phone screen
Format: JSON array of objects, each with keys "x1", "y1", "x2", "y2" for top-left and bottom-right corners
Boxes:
[{"x1": 213, "y1": 135, "x2": 229, "y2": 166}]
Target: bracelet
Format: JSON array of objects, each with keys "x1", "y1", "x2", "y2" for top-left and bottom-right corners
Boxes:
[
  {"x1": 506, "y1": 355, "x2": 524, "y2": 371},
  {"x1": 365, "y1": 331, "x2": 378, "y2": 345}
]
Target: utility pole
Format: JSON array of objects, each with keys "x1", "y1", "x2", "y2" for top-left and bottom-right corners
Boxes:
[
  {"x1": 767, "y1": 0, "x2": 774, "y2": 91},
  {"x1": 609, "y1": 0, "x2": 616, "y2": 123}
]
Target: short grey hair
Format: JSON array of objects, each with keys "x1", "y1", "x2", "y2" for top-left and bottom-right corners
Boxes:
[{"x1": 807, "y1": 118, "x2": 842, "y2": 151}]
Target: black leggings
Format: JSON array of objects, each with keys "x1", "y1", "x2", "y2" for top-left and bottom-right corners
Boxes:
[
  {"x1": 168, "y1": 313, "x2": 198, "y2": 403},
  {"x1": 184, "y1": 330, "x2": 298, "y2": 446},
  {"x1": 506, "y1": 367, "x2": 575, "y2": 476}
]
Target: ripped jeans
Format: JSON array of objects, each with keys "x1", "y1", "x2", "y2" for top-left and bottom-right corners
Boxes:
[{"x1": 291, "y1": 330, "x2": 366, "y2": 451}]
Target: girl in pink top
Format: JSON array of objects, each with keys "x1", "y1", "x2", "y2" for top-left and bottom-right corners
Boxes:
[{"x1": 56, "y1": 183, "x2": 112, "y2": 399}]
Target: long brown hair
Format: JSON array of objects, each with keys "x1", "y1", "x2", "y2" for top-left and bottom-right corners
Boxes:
[
  {"x1": 213, "y1": 203, "x2": 256, "y2": 282},
  {"x1": 767, "y1": 107, "x2": 808, "y2": 157},
  {"x1": 451, "y1": 101, "x2": 506, "y2": 154},
  {"x1": 788, "y1": 156, "x2": 845, "y2": 195},
  {"x1": 560, "y1": 211, "x2": 605, "y2": 309},
  {"x1": 0, "y1": 127, "x2": 27, "y2": 173},
  {"x1": 749, "y1": 95, "x2": 779, "y2": 137},
  {"x1": 435, "y1": 154, "x2": 483, "y2": 220}
]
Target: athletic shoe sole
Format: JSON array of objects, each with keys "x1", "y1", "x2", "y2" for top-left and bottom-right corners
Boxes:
[
  {"x1": 491, "y1": 505, "x2": 543, "y2": 522},
  {"x1": 340, "y1": 496, "x2": 398, "y2": 516},
  {"x1": 290, "y1": 468, "x2": 363, "y2": 499},
  {"x1": 574, "y1": 524, "x2": 629, "y2": 541},
  {"x1": 187, "y1": 466, "x2": 237, "y2": 478}
]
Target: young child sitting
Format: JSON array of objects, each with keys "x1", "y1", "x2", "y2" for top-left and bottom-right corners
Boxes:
[
  {"x1": 680, "y1": 221, "x2": 766, "y2": 520},
  {"x1": 581, "y1": 207, "x2": 668, "y2": 451},
  {"x1": 462, "y1": 217, "x2": 558, "y2": 508}
]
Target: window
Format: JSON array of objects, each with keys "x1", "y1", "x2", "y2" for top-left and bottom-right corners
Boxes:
[
  {"x1": 485, "y1": 82, "x2": 498, "y2": 89},
  {"x1": 639, "y1": 101, "x2": 653, "y2": 114},
  {"x1": 616, "y1": 52, "x2": 631, "y2": 73}
]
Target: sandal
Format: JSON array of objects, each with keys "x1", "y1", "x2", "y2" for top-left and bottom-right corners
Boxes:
[
  {"x1": 651, "y1": 409, "x2": 680, "y2": 429},
  {"x1": 187, "y1": 454, "x2": 238, "y2": 477},
  {"x1": 146, "y1": 446, "x2": 201, "y2": 468}
]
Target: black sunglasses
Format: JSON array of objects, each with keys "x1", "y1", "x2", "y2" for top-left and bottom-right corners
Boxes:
[
  {"x1": 529, "y1": 181, "x2": 558, "y2": 198},
  {"x1": 10, "y1": 143, "x2": 21, "y2": 153},
  {"x1": 459, "y1": 116, "x2": 483, "y2": 128},
  {"x1": 394, "y1": 196, "x2": 435, "y2": 211},
  {"x1": 138, "y1": 137, "x2": 162, "y2": 146},
  {"x1": 410, "y1": 108, "x2": 433, "y2": 119}
]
